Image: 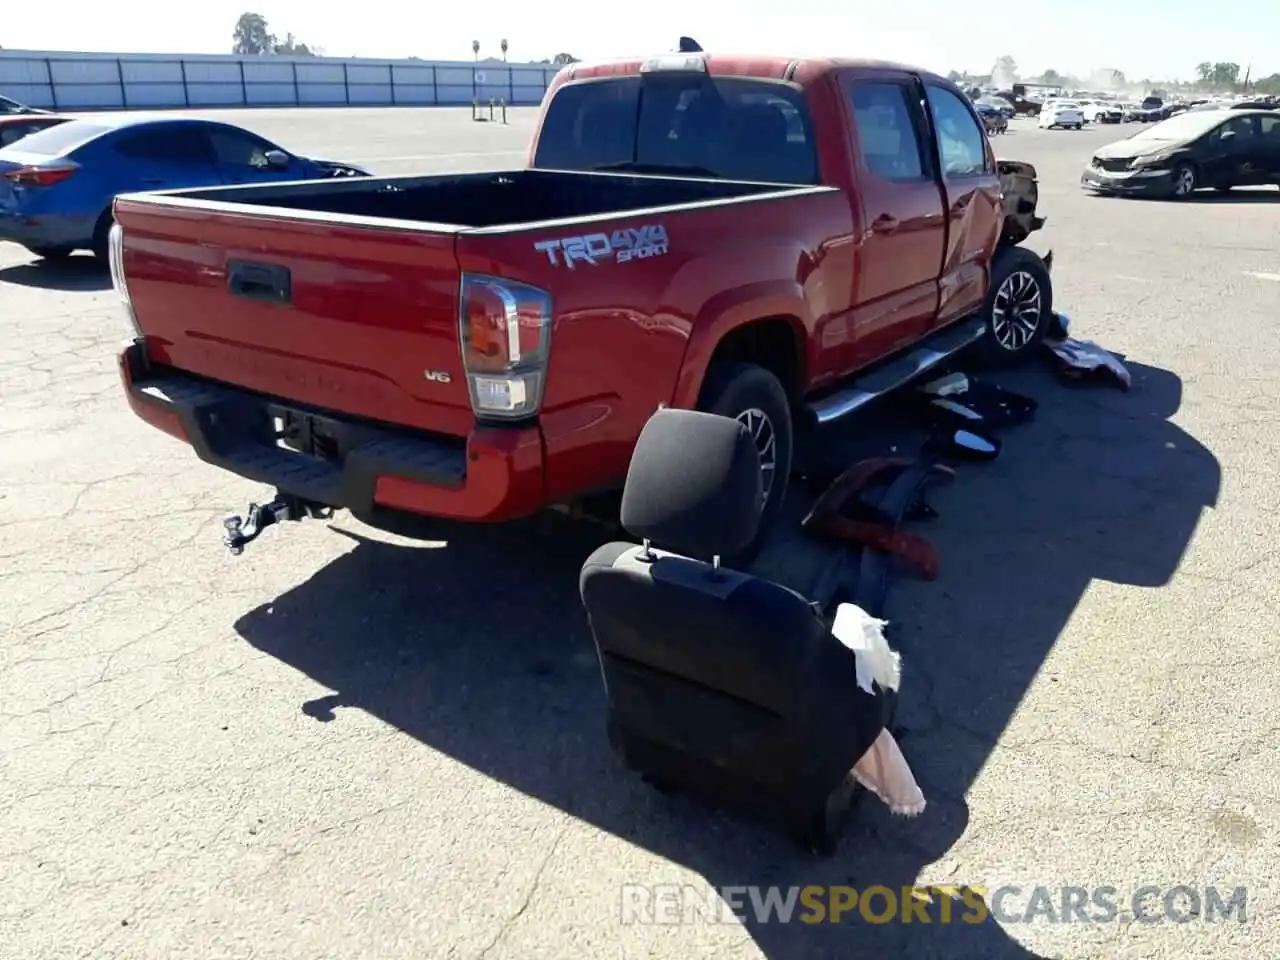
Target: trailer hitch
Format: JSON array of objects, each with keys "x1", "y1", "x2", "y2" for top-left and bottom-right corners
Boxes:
[{"x1": 222, "y1": 494, "x2": 334, "y2": 556}]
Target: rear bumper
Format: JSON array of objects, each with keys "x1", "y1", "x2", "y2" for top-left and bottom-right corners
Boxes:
[
  {"x1": 118, "y1": 341, "x2": 547, "y2": 524},
  {"x1": 0, "y1": 211, "x2": 95, "y2": 249}
]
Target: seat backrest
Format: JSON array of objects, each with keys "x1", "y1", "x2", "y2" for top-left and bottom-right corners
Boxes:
[{"x1": 579, "y1": 409, "x2": 885, "y2": 791}]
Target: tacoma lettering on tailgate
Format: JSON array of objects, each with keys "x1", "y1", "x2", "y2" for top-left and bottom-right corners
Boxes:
[{"x1": 533, "y1": 225, "x2": 669, "y2": 269}]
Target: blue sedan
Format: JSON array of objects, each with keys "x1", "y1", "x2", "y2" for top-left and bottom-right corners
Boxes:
[{"x1": 0, "y1": 114, "x2": 370, "y2": 261}]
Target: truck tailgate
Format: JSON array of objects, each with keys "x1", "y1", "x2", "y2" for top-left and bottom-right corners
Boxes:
[{"x1": 114, "y1": 199, "x2": 473, "y2": 437}]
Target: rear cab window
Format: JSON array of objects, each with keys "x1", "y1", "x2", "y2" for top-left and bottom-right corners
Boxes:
[{"x1": 533, "y1": 75, "x2": 820, "y2": 185}]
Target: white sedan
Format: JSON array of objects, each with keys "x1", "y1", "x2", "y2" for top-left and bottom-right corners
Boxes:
[{"x1": 1039, "y1": 100, "x2": 1085, "y2": 129}]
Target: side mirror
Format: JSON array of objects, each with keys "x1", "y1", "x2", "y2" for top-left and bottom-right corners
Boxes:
[{"x1": 264, "y1": 149, "x2": 291, "y2": 169}]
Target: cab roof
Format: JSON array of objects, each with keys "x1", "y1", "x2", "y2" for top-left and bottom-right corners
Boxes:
[{"x1": 560, "y1": 54, "x2": 947, "y2": 88}]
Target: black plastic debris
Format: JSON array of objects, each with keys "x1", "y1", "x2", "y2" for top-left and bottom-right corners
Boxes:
[{"x1": 1043, "y1": 337, "x2": 1132, "y2": 390}]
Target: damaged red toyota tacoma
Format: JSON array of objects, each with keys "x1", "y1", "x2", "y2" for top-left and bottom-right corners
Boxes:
[{"x1": 112, "y1": 52, "x2": 1058, "y2": 558}]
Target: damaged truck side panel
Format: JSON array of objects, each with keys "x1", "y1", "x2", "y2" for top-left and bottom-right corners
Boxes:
[{"x1": 112, "y1": 52, "x2": 1051, "y2": 557}]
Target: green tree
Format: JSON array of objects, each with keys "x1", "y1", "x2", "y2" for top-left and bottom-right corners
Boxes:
[
  {"x1": 551, "y1": 52, "x2": 579, "y2": 66},
  {"x1": 232, "y1": 12, "x2": 274, "y2": 55},
  {"x1": 1212, "y1": 62, "x2": 1240, "y2": 88},
  {"x1": 1255, "y1": 73, "x2": 1280, "y2": 95},
  {"x1": 1195, "y1": 62, "x2": 1213, "y2": 83},
  {"x1": 1040, "y1": 68, "x2": 1061, "y2": 85}
]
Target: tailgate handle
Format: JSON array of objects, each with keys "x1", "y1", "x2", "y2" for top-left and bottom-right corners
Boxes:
[{"x1": 228, "y1": 260, "x2": 292, "y2": 305}]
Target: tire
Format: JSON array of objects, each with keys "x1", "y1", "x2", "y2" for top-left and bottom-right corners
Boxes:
[
  {"x1": 696, "y1": 360, "x2": 794, "y2": 568},
  {"x1": 975, "y1": 246, "x2": 1053, "y2": 366},
  {"x1": 1171, "y1": 162, "x2": 1198, "y2": 199},
  {"x1": 25, "y1": 245, "x2": 74, "y2": 261},
  {"x1": 91, "y1": 208, "x2": 114, "y2": 262}
]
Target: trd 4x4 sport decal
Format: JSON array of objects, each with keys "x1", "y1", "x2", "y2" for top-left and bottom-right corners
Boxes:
[{"x1": 533, "y1": 224, "x2": 669, "y2": 269}]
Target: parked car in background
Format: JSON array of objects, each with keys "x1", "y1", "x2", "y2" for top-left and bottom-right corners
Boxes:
[
  {"x1": 0, "y1": 114, "x2": 71, "y2": 148},
  {"x1": 1081, "y1": 108, "x2": 1280, "y2": 199},
  {"x1": 0, "y1": 113, "x2": 371, "y2": 261},
  {"x1": 1119, "y1": 102, "x2": 1145, "y2": 122},
  {"x1": 1140, "y1": 96, "x2": 1170, "y2": 121},
  {"x1": 984, "y1": 96, "x2": 1016, "y2": 119},
  {"x1": 1039, "y1": 100, "x2": 1085, "y2": 129},
  {"x1": 1083, "y1": 100, "x2": 1123, "y2": 124},
  {"x1": 975, "y1": 99, "x2": 1010, "y2": 134},
  {"x1": 0, "y1": 94, "x2": 50, "y2": 116}
]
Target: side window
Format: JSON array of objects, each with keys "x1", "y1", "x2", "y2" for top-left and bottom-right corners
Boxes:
[
  {"x1": 849, "y1": 82, "x2": 927, "y2": 181},
  {"x1": 207, "y1": 129, "x2": 277, "y2": 169},
  {"x1": 115, "y1": 127, "x2": 210, "y2": 165},
  {"x1": 1, "y1": 123, "x2": 33, "y2": 146},
  {"x1": 926, "y1": 86, "x2": 989, "y2": 178},
  {"x1": 1216, "y1": 116, "x2": 1255, "y2": 146},
  {"x1": 1261, "y1": 115, "x2": 1280, "y2": 140}
]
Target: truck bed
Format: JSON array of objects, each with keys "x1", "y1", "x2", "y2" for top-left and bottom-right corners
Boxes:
[{"x1": 149, "y1": 168, "x2": 800, "y2": 230}]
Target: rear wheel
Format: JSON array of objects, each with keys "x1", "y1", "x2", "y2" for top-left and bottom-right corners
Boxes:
[
  {"x1": 24, "y1": 245, "x2": 74, "y2": 261},
  {"x1": 696, "y1": 360, "x2": 794, "y2": 568},
  {"x1": 91, "y1": 209, "x2": 114, "y2": 262},
  {"x1": 976, "y1": 246, "x2": 1053, "y2": 366}
]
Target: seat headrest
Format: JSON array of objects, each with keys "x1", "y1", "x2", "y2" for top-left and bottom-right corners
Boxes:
[{"x1": 620, "y1": 408, "x2": 763, "y2": 561}]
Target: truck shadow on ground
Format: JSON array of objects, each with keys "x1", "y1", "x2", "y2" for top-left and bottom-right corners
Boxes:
[
  {"x1": 234, "y1": 358, "x2": 1218, "y2": 960},
  {"x1": 0, "y1": 255, "x2": 111, "y2": 291}
]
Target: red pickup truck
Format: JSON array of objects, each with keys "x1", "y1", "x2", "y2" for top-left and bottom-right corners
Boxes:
[{"x1": 112, "y1": 52, "x2": 1056, "y2": 558}]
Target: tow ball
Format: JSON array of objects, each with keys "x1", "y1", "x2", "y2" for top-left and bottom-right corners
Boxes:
[{"x1": 222, "y1": 494, "x2": 334, "y2": 556}]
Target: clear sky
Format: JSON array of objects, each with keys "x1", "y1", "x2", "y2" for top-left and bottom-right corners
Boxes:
[{"x1": 5, "y1": 1, "x2": 1276, "y2": 82}]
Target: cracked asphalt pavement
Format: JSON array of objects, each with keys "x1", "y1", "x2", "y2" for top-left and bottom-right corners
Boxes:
[{"x1": 2, "y1": 108, "x2": 1278, "y2": 960}]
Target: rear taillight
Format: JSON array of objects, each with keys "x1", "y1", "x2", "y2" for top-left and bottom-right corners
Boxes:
[
  {"x1": 459, "y1": 273, "x2": 553, "y2": 421},
  {"x1": 107, "y1": 223, "x2": 142, "y2": 338},
  {"x1": 2, "y1": 164, "x2": 77, "y2": 187}
]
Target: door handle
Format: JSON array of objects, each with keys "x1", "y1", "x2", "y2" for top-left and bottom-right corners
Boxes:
[
  {"x1": 142, "y1": 178, "x2": 163, "y2": 186},
  {"x1": 871, "y1": 214, "x2": 900, "y2": 234},
  {"x1": 227, "y1": 260, "x2": 292, "y2": 305}
]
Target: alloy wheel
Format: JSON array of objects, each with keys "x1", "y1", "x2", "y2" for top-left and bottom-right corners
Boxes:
[
  {"x1": 735, "y1": 407, "x2": 777, "y2": 506},
  {"x1": 991, "y1": 271, "x2": 1043, "y2": 351},
  {"x1": 1175, "y1": 167, "x2": 1196, "y2": 196}
]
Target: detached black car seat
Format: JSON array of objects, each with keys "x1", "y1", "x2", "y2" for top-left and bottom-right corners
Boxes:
[{"x1": 579, "y1": 408, "x2": 889, "y2": 851}]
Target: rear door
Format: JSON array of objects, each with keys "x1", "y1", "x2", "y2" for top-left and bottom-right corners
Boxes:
[
  {"x1": 922, "y1": 81, "x2": 1002, "y2": 331},
  {"x1": 109, "y1": 123, "x2": 222, "y2": 192},
  {"x1": 842, "y1": 68, "x2": 947, "y2": 365},
  {"x1": 1258, "y1": 114, "x2": 1280, "y2": 181}
]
